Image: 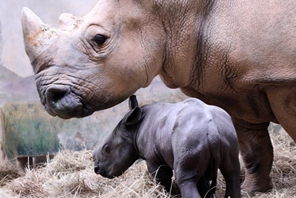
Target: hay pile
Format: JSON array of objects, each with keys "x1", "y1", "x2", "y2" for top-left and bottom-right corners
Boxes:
[
  {"x1": 0, "y1": 151, "x2": 169, "y2": 198},
  {"x1": 0, "y1": 126, "x2": 295, "y2": 197}
]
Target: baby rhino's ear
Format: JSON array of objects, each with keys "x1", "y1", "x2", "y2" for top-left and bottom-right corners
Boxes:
[
  {"x1": 124, "y1": 107, "x2": 142, "y2": 126},
  {"x1": 129, "y1": 95, "x2": 138, "y2": 110}
]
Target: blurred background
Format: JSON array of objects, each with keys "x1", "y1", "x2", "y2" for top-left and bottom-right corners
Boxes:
[{"x1": 0, "y1": 0, "x2": 98, "y2": 77}]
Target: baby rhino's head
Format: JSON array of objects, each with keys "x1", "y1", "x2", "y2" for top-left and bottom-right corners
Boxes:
[{"x1": 93, "y1": 95, "x2": 142, "y2": 178}]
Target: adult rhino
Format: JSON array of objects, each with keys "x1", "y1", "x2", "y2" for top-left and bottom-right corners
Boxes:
[{"x1": 21, "y1": 0, "x2": 296, "y2": 194}]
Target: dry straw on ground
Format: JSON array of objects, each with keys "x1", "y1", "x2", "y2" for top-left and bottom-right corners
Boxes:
[{"x1": 0, "y1": 125, "x2": 295, "y2": 197}]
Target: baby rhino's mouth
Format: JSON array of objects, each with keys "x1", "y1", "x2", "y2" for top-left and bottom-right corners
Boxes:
[{"x1": 94, "y1": 164, "x2": 114, "y2": 179}]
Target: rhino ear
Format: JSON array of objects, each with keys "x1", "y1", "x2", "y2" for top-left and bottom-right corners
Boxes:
[
  {"x1": 129, "y1": 95, "x2": 139, "y2": 110},
  {"x1": 125, "y1": 107, "x2": 142, "y2": 126}
]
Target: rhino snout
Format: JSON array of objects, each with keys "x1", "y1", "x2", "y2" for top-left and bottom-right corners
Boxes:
[
  {"x1": 94, "y1": 165, "x2": 100, "y2": 174},
  {"x1": 45, "y1": 86, "x2": 83, "y2": 118},
  {"x1": 94, "y1": 164, "x2": 114, "y2": 179}
]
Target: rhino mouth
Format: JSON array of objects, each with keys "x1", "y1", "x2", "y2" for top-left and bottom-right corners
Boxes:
[
  {"x1": 43, "y1": 85, "x2": 88, "y2": 119},
  {"x1": 94, "y1": 165, "x2": 115, "y2": 179}
]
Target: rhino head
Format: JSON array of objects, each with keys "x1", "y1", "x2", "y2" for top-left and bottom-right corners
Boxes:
[
  {"x1": 21, "y1": 1, "x2": 167, "y2": 118},
  {"x1": 93, "y1": 95, "x2": 142, "y2": 178}
]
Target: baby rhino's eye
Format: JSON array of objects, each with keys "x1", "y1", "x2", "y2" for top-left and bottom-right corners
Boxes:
[{"x1": 103, "y1": 144, "x2": 111, "y2": 154}]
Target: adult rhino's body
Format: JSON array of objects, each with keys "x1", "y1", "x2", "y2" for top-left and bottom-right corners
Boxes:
[{"x1": 21, "y1": 0, "x2": 296, "y2": 194}]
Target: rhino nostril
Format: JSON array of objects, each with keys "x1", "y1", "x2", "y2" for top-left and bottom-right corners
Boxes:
[
  {"x1": 94, "y1": 166, "x2": 100, "y2": 174},
  {"x1": 44, "y1": 86, "x2": 83, "y2": 118},
  {"x1": 46, "y1": 87, "x2": 68, "y2": 106}
]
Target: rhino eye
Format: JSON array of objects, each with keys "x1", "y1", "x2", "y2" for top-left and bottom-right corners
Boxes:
[
  {"x1": 92, "y1": 34, "x2": 108, "y2": 46},
  {"x1": 103, "y1": 144, "x2": 111, "y2": 154}
]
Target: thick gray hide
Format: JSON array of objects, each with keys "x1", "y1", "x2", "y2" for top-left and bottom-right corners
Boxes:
[{"x1": 93, "y1": 97, "x2": 241, "y2": 198}]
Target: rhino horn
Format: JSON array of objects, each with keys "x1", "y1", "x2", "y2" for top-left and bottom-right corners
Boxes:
[
  {"x1": 58, "y1": 13, "x2": 80, "y2": 31},
  {"x1": 21, "y1": 7, "x2": 58, "y2": 63}
]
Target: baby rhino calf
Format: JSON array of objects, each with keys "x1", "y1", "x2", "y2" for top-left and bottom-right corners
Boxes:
[{"x1": 93, "y1": 95, "x2": 241, "y2": 198}]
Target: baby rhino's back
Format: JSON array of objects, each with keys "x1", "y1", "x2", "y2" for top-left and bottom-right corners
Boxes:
[
  {"x1": 168, "y1": 98, "x2": 236, "y2": 154},
  {"x1": 172, "y1": 98, "x2": 233, "y2": 135}
]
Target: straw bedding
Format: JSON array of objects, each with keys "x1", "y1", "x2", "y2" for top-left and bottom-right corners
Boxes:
[{"x1": 0, "y1": 126, "x2": 295, "y2": 197}]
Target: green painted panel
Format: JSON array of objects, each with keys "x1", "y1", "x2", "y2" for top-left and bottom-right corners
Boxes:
[
  {"x1": 2, "y1": 103, "x2": 61, "y2": 157},
  {"x1": 1, "y1": 103, "x2": 118, "y2": 158}
]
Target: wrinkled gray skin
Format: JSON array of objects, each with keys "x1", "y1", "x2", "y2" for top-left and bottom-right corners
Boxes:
[
  {"x1": 21, "y1": 0, "x2": 296, "y2": 194},
  {"x1": 93, "y1": 96, "x2": 241, "y2": 198}
]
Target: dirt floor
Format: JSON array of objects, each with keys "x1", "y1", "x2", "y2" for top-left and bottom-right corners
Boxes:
[{"x1": 0, "y1": 125, "x2": 295, "y2": 197}]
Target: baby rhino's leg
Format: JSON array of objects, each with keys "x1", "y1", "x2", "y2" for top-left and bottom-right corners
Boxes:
[
  {"x1": 220, "y1": 155, "x2": 241, "y2": 198},
  {"x1": 146, "y1": 162, "x2": 173, "y2": 193},
  {"x1": 173, "y1": 166, "x2": 205, "y2": 198},
  {"x1": 219, "y1": 138, "x2": 241, "y2": 198},
  {"x1": 173, "y1": 152, "x2": 211, "y2": 198},
  {"x1": 177, "y1": 180, "x2": 201, "y2": 198},
  {"x1": 197, "y1": 176, "x2": 213, "y2": 198}
]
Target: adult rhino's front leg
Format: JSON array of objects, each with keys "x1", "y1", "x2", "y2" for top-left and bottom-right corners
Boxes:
[{"x1": 234, "y1": 121, "x2": 273, "y2": 195}]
